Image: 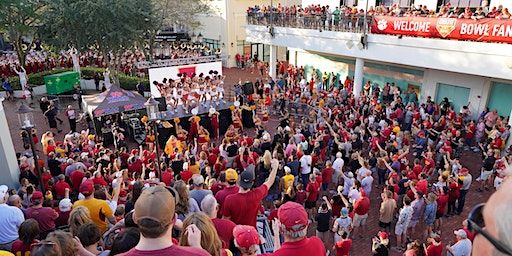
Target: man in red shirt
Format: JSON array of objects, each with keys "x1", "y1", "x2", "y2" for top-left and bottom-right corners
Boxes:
[
  {"x1": 334, "y1": 231, "x2": 352, "y2": 256},
  {"x1": 305, "y1": 174, "x2": 320, "y2": 219},
  {"x1": 273, "y1": 202, "x2": 326, "y2": 255},
  {"x1": 54, "y1": 174, "x2": 70, "y2": 200},
  {"x1": 223, "y1": 159, "x2": 279, "y2": 227},
  {"x1": 25, "y1": 191, "x2": 59, "y2": 239},
  {"x1": 352, "y1": 190, "x2": 370, "y2": 239},
  {"x1": 321, "y1": 161, "x2": 334, "y2": 191},
  {"x1": 201, "y1": 194, "x2": 236, "y2": 249},
  {"x1": 69, "y1": 168, "x2": 85, "y2": 193},
  {"x1": 215, "y1": 169, "x2": 239, "y2": 217}
]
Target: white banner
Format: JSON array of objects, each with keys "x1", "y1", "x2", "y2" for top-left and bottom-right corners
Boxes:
[{"x1": 148, "y1": 61, "x2": 223, "y2": 98}]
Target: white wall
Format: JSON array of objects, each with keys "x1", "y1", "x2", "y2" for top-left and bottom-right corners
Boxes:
[
  {"x1": 246, "y1": 25, "x2": 512, "y2": 81},
  {"x1": 0, "y1": 99, "x2": 20, "y2": 188},
  {"x1": 490, "y1": 0, "x2": 512, "y2": 9},
  {"x1": 422, "y1": 69, "x2": 491, "y2": 118},
  {"x1": 198, "y1": 0, "x2": 301, "y2": 67}
]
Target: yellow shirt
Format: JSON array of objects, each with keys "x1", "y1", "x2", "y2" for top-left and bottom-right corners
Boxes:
[
  {"x1": 283, "y1": 174, "x2": 295, "y2": 191},
  {"x1": 73, "y1": 198, "x2": 113, "y2": 233}
]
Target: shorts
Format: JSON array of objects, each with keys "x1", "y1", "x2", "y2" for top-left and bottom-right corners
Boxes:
[
  {"x1": 305, "y1": 200, "x2": 316, "y2": 209},
  {"x1": 435, "y1": 212, "x2": 443, "y2": 219},
  {"x1": 395, "y1": 224, "x2": 406, "y2": 236},
  {"x1": 479, "y1": 170, "x2": 493, "y2": 181},
  {"x1": 379, "y1": 221, "x2": 391, "y2": 229},
  {"x1": 353, "y1": 213, "x2": 368, "y2": 227}
]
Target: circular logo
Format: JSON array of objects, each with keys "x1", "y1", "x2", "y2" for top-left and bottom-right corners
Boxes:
[{"x1": 377, "y1": 19, "x2": 388, "y2": 31}]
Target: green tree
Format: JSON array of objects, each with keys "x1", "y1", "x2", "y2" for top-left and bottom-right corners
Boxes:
[
  {"x1": 40, "y1": 0, "x2": 153, "y2": 82},
  {"x1": 146, "y1": 0, "x2": 211, "y2": 60},
  {"x1": 0, "y1": 0, "x2": 46, "y2": 67}
]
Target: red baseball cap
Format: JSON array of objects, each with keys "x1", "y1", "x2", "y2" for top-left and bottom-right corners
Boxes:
[
  {"x1": 378, "y1": 231, "x2": 388, "y2": 240},
  {"x1": 80, "y1": 181, "x2": 94, "y2": 196},
  {"x1": 131, "y1": 149, "x2": 139, "y2": 155},
  {"x1": 278, "y1": 202, "x2": 308, "y2": 231},
  {"x1": 233, "y1": 225, "x2": 261, "y2": 249},
  {"x1": 459, "y1": 167, "x2": 469, "y2": 175},
  {"x1": 31, "y1": 191, "x2": 43, "y2": 201}
]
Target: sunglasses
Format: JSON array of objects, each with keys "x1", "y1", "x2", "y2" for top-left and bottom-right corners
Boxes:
[{"x1": 466, "y1": 203, "x2": 512, "y2": 255}]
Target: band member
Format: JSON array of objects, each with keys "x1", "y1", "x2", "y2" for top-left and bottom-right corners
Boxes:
[{"x1": 208, "y1": 108, "x2": 220, "y2": 139}]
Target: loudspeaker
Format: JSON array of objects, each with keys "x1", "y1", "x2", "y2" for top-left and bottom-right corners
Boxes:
[
  {"x1": 243, "y1": 82, "x2": 254, "y2": 95},
  {"x1": 155, "y1": 97, "x2": 167, "y2": 111}
]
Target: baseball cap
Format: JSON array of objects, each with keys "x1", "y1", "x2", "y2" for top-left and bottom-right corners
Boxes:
[
  {"x1": 378, "y1": 231, "x2": 388, "y2": 240},
  {"x1": 79, "y1": 181, "x2": 94, "y2": 197},
  {"x1": 59, "y1": 198, "x2": 72, "y2": 212},
  {"x1": 346, "y1": 172, "x2": 354, "y2": 178},
  {"x1": 459, "y1": 168, "x2": 469, "y2": 175},
  {"x1": 134, "y1": 186, "x2": 175, "y2": 229},
  {"x1": 192, "y1": 175, "x2": 205, "y2": 186},
  {"x1": 454, "y1": 229, "x2": 467, "y2": 238},
  {"x1": 278, "y1": 202, "x2": 308, "y2": 232},
  {"x1": 225, "y1": 169, "x2": 238, "y2": 182},
  {"x1": 0, "y1": 185, "x2": 8, "y2": 201},
  {"x1": 32, "y1": 191, "x2": 43, "y2": 201},
  {"x1": 284, "y1": 166, "x2": 291, "y2": 174},
  {"x1": 238, "y1": 170, "x2": 255, "y2": 190},
  {"x1": 233, "y1": 225, "x2": 261, "y2": 250},
  {"x1": 341, "y1": 207, "x2": 349, "y2": 217}
]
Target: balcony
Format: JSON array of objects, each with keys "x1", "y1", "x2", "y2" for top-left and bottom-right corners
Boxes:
[{"x1": 245, "y1": 14, "x2": 512, "y2": 81}]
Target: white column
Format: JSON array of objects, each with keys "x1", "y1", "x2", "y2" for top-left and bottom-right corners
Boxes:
[
  {"x1": 353, "y1": 58, "x2": 365, "y2": 97},
  {"x1": 0, "y1": 98, "x2": 20, "y2": 188},
  {"x1": 269, "y1": 45, "x2": 277, "y2": 79}
]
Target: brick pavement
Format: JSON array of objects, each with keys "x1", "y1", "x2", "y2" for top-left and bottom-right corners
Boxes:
[{"x1": 2, "y1": 67, "x2": 493, "y2": 255}]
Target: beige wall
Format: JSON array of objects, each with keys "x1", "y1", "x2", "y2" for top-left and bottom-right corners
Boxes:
[{"x1": 198, "y1": 0, "x2": 300, "y2": 67}]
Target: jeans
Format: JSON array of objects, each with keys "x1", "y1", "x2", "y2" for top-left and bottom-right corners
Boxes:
[
  {"x1": 447, "y1": 200, "x2": 457, "y2": 215},
  {"x1": 457, "y1": 189, "x2": 469, "y2": 213},
  {"x1": 377, "y1": 168, "x2": 387, "y2": 185},
  {"x1": 301, "y1": 173, "x2": 309, "y2": 187}
]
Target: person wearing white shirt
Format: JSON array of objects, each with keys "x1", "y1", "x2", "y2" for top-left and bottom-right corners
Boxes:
[
  {"x1": 299, "y1": 153, "x2": 312, "y2": 186},
  {"x1": 0, "y1": 185, "x2": 25, "y2": 251},
  {"x1": 447, "y1": 229, "x2": 472, "y2": 256},
  {"x1": 332, "y1": 152, "x2": 345, "y2": 185}
]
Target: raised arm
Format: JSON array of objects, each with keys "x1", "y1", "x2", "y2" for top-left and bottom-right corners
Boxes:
[{"x1": 263, "y1": 158, "x2": 280, "y2": 189}]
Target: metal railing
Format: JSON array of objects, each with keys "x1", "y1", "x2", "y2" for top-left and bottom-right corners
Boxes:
[{"x1": 247, "y1": 13, "x2": 373, "y2": 33}]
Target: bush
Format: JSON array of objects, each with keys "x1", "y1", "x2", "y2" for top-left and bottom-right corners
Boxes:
[{"x1": 2, "y1": 67, "x2": 149, "y2": 91}]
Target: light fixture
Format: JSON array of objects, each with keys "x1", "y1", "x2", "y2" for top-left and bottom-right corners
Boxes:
[
  {"x1": 144, "y1": 97, "x2": 160, "y2": 121},
  {"x1": 346, "y1": 40, "x2": 354, "y2": 49},
  {"x1": 17, "y1": 103, "x2": 35, "y2": 129}
]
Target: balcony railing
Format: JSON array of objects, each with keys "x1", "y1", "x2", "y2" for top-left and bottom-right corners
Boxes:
[
  {"x1": 247, "y1": 13, "x2": 512, "y2": 44},
  {"x1": 247, "y1": 13, "x2": 373, "y2": 34}
]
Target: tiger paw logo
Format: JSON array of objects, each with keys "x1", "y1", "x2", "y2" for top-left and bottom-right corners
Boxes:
[
  {"x1": 377, "y1": 19, "x2": 388, "y2": 30},
  {"x1": 436, "y1": 18, "x2": 457, "y2": 38}
]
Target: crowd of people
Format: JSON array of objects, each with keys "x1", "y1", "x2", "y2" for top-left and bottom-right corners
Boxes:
[
  {"x1": 247, "y1": 3, "x2": 511, "y2": 20},
  {"x1": 247, "y1": 3, "x2": 512, "y2": 31},
  {"x1": 0, "y1": 40, "x2": 223, "y2": 80},
  {"x1": 0, "y1": 54, "x2": 511, "y2": 256},
  {"x1": 152, "y1": 70, "x2": 226, "y2": 111},
  {"x1": 153, "y1": 42, "x2": 222, "y2": 60}
]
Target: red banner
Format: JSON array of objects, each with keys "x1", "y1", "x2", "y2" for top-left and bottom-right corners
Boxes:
[{"x1": 371, "y1": 16, "x2": 512, "y2": 44}]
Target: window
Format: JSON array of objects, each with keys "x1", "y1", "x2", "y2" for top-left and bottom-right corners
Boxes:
[{"x1": 444, "y1": 0, "x2": 482, "y2": 7}]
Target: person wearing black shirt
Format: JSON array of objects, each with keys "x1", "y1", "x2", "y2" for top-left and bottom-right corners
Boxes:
[
  {"x1": 478, "y1": 147, "x2": 497, "y2": 192},
  {"x1": 47, "y1": 152, "x2": 62, "y2": 177},
  {"x1": 315, "y1": 196, "x2": 332, "y2": 248}
]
